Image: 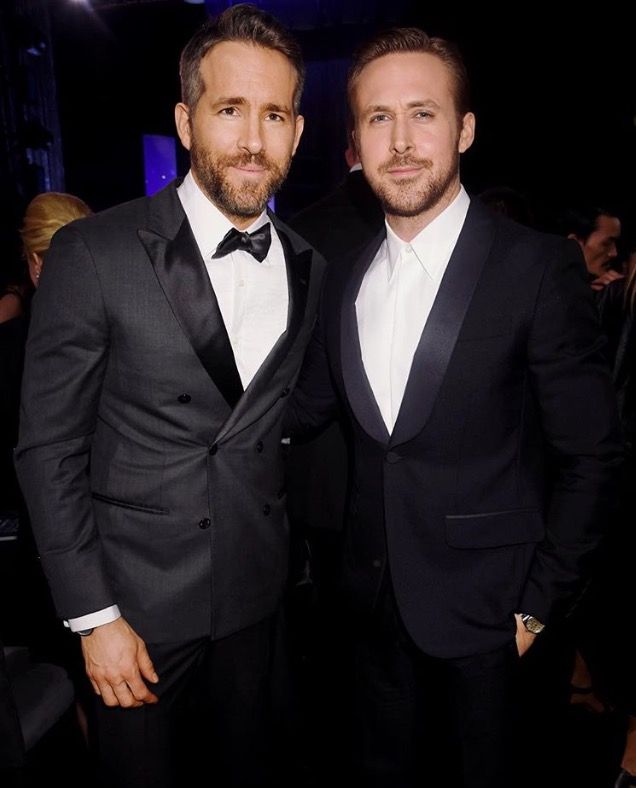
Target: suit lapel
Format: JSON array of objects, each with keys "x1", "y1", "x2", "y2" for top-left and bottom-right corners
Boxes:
[
  {"x1": 340, "y1": 230, "x2": 391, "y2": 445},
  {"x1": 214, "y1": 216, "x2": 312, "y2": 443},
  {"x1": 390, "y1": 201, "x2": 496, "y2": 447},
  {"x1": 138, "y1": 183, "x2": 243, "y2": 408}
]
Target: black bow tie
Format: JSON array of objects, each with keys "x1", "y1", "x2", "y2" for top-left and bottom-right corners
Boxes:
[{"x1": 212, "y1": 223, "x2": 272, "y2": 263}]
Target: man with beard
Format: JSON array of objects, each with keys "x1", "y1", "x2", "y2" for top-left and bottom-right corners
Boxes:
[
  {"x1": 15, "y1": 5, "x2": 324, "y2": 787},
  {"x1": 287, "y1": 27, "x2": 621, "y2": 788}
]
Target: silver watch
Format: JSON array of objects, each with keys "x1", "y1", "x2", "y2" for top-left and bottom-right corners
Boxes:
[{"x1": 520, "y1": 613, "x2": 545, "y2": 635}]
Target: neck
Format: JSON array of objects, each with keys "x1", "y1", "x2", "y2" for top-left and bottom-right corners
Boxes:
[{"x1": 386, "y1": 180, "x2": 461, "y2": 242}]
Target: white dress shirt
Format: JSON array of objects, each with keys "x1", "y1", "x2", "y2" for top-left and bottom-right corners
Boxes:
[
  {"x1": 178, "y1": 170, "x2": 289, "y2": 388},
  {"x1": 66, "y1": 171, "x2": 288, "y2": 633},
  {"x1": 356, "y1": 187, "x2": 470, "y2": 433}
]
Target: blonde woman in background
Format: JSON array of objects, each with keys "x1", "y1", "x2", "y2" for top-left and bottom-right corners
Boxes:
[{"x1": 20, "y1": 191, "x2": 92, "y2": 288}]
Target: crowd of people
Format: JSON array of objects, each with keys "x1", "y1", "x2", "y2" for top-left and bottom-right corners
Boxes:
[{"x1": 1, "y1": 4, "x2": 635, "y2": 788}]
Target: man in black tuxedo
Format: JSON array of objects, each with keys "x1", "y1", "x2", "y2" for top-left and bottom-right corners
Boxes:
[
  {"x1": 288, "y1": 27, "x2": 621, "y2": 788},
  {"x1": 15, "y1": 5, "x2": 324, "y2": 786}
]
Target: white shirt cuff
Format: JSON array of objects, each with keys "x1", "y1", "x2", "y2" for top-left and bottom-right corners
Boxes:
[{"x1": 64, "y1": 605, "x2": 121, "y2": 632}]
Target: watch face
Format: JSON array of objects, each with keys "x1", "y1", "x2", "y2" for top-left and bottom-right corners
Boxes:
[{"x1": 523, "y1": 616, "x2": 544, "y2": 634}]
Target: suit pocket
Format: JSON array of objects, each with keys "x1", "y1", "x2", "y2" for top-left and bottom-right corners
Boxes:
[
  {"x1": 445, "y1": 509, "x2": 544, "y2": 549},
  {"x1": 91, "y1": 492, "x2": 169, "y2": 515}
]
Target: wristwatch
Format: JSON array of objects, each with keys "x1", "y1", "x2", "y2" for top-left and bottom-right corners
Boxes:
[
  {"x1": 76, "y1": 628, "x2": 94, "y2": 637},
  {"x1": 520, "y1": 613, "x2": 545, "y2": 635}
]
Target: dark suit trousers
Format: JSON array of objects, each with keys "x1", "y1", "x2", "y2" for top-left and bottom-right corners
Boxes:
[
  {"x1": 93, "y1": 615, "x2": 282, "y2": 788},
  {"x1": 350, "y1": 584, "x2": 520, "y2": 788}
]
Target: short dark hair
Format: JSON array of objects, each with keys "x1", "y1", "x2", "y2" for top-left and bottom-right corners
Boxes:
[
  {"x1": 560, "y1": 206, "x2": 620, "y2": 241},
  {"x1": 179, "y1": 3, "x2": 305, "y2": 114},
  {"x1": 347, "y1": 27, "x2": 471, "y2": 121}
]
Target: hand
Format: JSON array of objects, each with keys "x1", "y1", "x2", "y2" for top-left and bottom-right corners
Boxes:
[
  {"x1": 590, "y1": 269, "x2": 624, "y2": 291},
  {"x1": 81, "y1": 617, "x2": 159, "y2": 708},
  {"x1": 514, "y1": 613, "x2": 536, "y2": 657}
]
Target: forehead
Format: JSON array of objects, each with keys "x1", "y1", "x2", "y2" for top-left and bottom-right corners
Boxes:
[
  {"x1": 199, "y1": 40, "x2": 296, "y2": 103},
  {"x1": 593, "y1": 214, "x2": 621, "y2": 237},
  {"x1": 353, "y1": 51, "x2": 454, "y2": 112}
]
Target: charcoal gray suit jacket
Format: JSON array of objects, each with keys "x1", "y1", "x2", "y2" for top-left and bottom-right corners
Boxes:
[{"x1": 15, "y1": 180, "x2": 324, "y2": 644}]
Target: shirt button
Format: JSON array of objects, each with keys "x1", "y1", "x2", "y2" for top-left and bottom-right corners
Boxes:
[
  {"x1": 256, "y1": 440, "x2": 264, "y2": 453},
  {"x1": 263, "y1": 504, "x2": 271, "y2": 516},
  {"x1": 209, "y1": 444, "x2": 218, "y2": 455},
  {"x1": 177, "y1": 394, "x2": 191, "y2": 403},
  {"x1": 198, "y1": 518, "x2": 211, "y2": 530}
]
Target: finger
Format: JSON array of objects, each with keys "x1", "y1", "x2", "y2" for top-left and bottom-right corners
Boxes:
[
  {"x1": 88, "y1": 677, "x2": 101, "y2": 696},
  {"x1": 138, "y1": 649, "x2": 159, "y2": 684},
  {"x1": 98, "y1": 682, "x2": 121, "y2": 708},
  {"x1": 126, "y1": 671, "x2": 159, "y2": 704},
  {"x1": 111, "y1": 681, "x2": 144, "y2": 709}
]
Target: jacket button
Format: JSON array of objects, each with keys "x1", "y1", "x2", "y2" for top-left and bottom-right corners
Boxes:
[
  {"x1": 263, "y1": 504, "x2": 271, "y2": 516},
  {"x1": 372, "y1": 559, "x2": 382, "y2": 568},
  {"x1": 280, "y1": 387, "x2": 290, "y2": 398},
  {"x1": 209, "y1": 444, "x2": 218, "y2": 455},
  {"x1": 385, "y1": 451, "x2": 402, "y2": 464},
  {"x1": 256, "y1": 440, "x2": 264, "y2": 453},
  {"x1": 277, "y1": 488, "x2": 286, "y2": 499},
  {"x1": 198, "y1": 518, "x2": 211, "y2": 530},
  {"x1": 177, "y1": 393, "x2": 191, "y2": 403}
]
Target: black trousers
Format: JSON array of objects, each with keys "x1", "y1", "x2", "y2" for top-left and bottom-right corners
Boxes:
[
  {"x1": 93, "y1": 614, "x2": 284, "y2": 788},
  {"x1": 350, "y1": 584, "x2": 520, "y2": 788}
]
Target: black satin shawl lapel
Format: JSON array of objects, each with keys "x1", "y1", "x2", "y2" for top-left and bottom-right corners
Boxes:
[
  {"x1": 213, "y1": 224, "x2": 312, "y2": 443},
  {"x1": 389, "y1": 201, "x2": 496, "y2": 447},
  {"x1": 139, "y1": 216, "x2": 243, "y2": 408},
  {"x1": 340, "y1": 230, "x2": 391, "y2": 445}
]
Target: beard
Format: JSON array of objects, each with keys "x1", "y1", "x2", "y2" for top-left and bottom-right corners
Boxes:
[
  {"x1": 190, "y1": 140, "x2": 290, "y2": 220},
  {"x1": 368, "y1": 151, "x2": 459, "y2": 218}
]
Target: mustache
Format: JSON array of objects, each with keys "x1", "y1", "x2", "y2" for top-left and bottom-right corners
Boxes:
[
  {"x1": 378, "y1": 156, "x2": 433, "y2": 174},
  {"x1": 221, "y1": 152, "x2": 274, "y2": 170}
]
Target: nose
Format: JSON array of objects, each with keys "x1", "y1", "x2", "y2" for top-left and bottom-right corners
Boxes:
[
  {"x1": 390, "y1": 115, "x2": 413, "y2": 155},
  {"x1": 238, "y1": 112, "x2": 264, "y2": 156}
]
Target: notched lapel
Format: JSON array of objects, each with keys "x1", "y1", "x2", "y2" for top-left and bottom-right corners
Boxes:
[
  {"x1": 214, "y1": 224, "x2": 312, "y2": 443},
  {"x1": 340, "y1": 230, "x2": 390, "y2": 445},
  {"x1": 390, "y1": 202, "x2": 496, "y2": 447},
  {"x1": 139, "y1": 216, "x2": 243, "y2": 409}
]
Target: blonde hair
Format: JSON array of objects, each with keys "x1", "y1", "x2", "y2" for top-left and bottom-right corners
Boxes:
[{"x1": 20, "y1": 192, "x2": 91, "y2": 257}]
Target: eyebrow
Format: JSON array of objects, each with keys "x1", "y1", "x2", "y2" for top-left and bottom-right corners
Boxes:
[
  {"x1": 365, "y1": 99, "x2": 440, "y2": 114},
  {"x1": 213, "y1": 97, "x2": 291, "y2": 115},
  {"x1": 214, "y1": 96, "x2": 247, "y2": 107}
]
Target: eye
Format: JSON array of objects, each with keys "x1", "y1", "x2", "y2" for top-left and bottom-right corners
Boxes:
[
  {"x1": 219, "y1": 107, "x2": 239, "y2": 116},
  {"x1": 415, "y1": 110, "x2": 433, "y2": 119},
  {"x1": 369, "y1": 113, "x2": 390, "y2": 123},
  {"x1": 266, "y1": 112, "x2": 284, "y2": 122}
]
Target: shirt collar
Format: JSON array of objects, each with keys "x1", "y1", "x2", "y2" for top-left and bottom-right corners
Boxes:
[
  {"x1": 384, "y1": 186, "x2": 470, "y2": 281},
  {"x1": 177, "y1": 170, "x2": 269, "y2": 260}
]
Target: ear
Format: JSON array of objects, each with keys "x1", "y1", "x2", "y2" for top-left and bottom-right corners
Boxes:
[
  {"x1": 27, "y1": 251, "x2": 42, "y2": 287},
  {"x1": 175, "y1": 103, "x2": 192, "y2": 151},
  {"x1": 291, "y1": 114, "x2": 304, "y2": 156},
  {"x1": 458, "y1": 112, "x2": 475, "y2": 153},
  {"x1": 567, "y1": 232, "x2": 586, "y2": 251}
]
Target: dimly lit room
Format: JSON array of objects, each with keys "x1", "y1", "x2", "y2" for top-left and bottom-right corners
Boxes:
[{"x1": 1, "y1": 2, "x2": 635, "y2": 787}]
